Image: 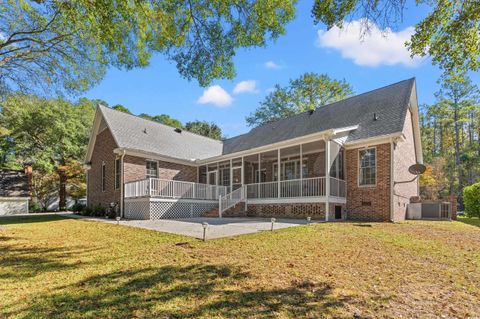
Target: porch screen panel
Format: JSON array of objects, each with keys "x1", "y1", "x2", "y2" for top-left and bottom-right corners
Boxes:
[
  {"x1": 258, "y1": 150, "x2": 277, "y2": 198},
  {"x1": 279, "y1": 145, "x2": 301, "y2": 197},
  {"x1": 296, "y1": 140, "x2": 326, "y2": 197}
]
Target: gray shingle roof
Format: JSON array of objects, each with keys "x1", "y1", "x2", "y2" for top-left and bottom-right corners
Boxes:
[
  {"x1": 99, "y1": 78, "x2": 415, "y2": 161},
  {"x1": 100, "y1": 106, "x2": 223, "y2": 161},
  {"x1": 0, "y1": 169, "x2": 29, "y2": 197},
  {"x1": 222, "y1": 78, "x2": 415, "y2": 154}
]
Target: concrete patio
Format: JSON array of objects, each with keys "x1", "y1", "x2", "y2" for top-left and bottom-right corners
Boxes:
[{"x1": 61, "y1": 213, "x2": 317, "y2": 239}]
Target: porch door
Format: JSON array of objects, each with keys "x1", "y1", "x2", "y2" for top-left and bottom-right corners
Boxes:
[
  {"x1": 232, "y1": 167, "x2": 242, "y2": 190},
  {"x1": 207, "y1": 171, "x2": 217, "y2": 185}
]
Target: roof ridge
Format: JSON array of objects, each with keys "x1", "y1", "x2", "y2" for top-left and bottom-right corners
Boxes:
[
  {"x1": 99, "y1": 104, "x2": 223, "y2": 144},
  {"x1": 240, "y1": 77, "x2": 416, "y2": 133}
]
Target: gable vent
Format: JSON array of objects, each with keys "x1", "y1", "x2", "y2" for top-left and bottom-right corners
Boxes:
[
  {"x1": 373, "y1": 113, "x2": 378, "y2": 121},
  {"x1": 143, "y1": 128, "x2": 147, "y2": 134},
  {"x1": 174, "y1": 128, "x2": 182, "y2": 133},
  {"x1": 308, "y1": 109, "x2": 314, "y2": 115}
]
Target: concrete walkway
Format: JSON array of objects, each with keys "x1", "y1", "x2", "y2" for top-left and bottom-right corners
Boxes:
[{"x1": 59, "y1": 214, "x2": 317, "y2": 240}]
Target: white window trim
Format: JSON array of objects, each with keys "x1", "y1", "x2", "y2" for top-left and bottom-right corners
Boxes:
[
  {"x1": 145, "y1": 159, "x2": 159, "y2": 179},
  {"x1": 358, "y1": 146, "x2": 377, "y2": 187}
]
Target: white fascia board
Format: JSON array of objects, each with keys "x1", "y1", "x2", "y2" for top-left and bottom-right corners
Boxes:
[
  {"x1": 408, "y1": 83, "x2": 424, "y2": 164},
  {"x1": 114, "y1": 148, "x2": 197, "y2": 166},
  {"x1": 84, "y1": 106, "x2": 103, "y2": 163},
  {"x1": 344, "y1": 133, "x2": 403, "y2": 149},
  {"x1": 332, "y1": 125, "x2": 358, "y2": 135}
]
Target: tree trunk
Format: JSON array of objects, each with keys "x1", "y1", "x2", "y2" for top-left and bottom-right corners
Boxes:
[
  {"x1": 453, "y1": 105, "x2": 464, "y2": 209},
  {"x1": 58, "y1": 169, "x2": 67, "y2": 211}
]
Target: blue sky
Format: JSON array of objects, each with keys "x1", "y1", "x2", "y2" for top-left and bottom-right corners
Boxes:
[{"x1": 84, "y1": 0, "x2": 479, "y2": 138}]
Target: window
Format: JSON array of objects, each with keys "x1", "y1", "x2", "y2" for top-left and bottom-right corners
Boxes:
[
  {"x1": 359, "y1": 148, "x2": 376, "y2": 186},
  {"x1": 114, "y1": 158, "x2": 121, "y2": 190},
  {"x1": 101, "y1": 161, "x2": 106, "y2": 192},
  {"x1": 146, "y1": 160, "x2": 158, "y2": 179},
  {"x1": 273, "y1": 159, "x2": 308, "y2": 181}
]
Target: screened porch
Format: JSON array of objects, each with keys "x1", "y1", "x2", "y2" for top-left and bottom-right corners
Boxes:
[{"x1": 198, "y1": 139, "x2": 346, "y2": 201}]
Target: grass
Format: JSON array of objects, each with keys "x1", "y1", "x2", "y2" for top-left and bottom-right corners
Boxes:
[{"x1": 0, "y1": 216, "x2": 479, "y2": 318}]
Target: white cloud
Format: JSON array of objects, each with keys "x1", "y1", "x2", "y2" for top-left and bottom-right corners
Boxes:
[
  {"x1": 197, "y1": 85, "x2": 233, "y2": 107},
  {"x1": 264, "y1": 61, "x2": 283, "y2": 70},
  {"x1": 233, "y1": 80, "x2": 258, "y2": 94},
  {"x1": 316, "y1": 19, "x2": 424, "y2": 67}
]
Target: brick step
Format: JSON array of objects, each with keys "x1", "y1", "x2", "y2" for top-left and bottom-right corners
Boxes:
[{"x1": 203, "y1": 208, "x2": 219, "y2": 218}]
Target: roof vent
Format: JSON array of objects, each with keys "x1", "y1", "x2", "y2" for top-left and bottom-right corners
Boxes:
[
  {"x1": 143, "y1": 128, "x2": 147, "y2": 134},
  {"x1": 373, "y1": 113, "x2": 378, "y2": 121},
  {"x1": 308, "y1": 109, "x2": 314, "y2": 115},
  {"x1": 174, "y1": 128, "x2": 182, "y2": 133}
]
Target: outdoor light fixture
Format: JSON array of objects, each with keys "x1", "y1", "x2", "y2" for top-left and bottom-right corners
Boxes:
[
  {"x1": 271, "y1": 218, "x2": 276, "y2": 231},
  {"x1": 202, "y1": 222, "x2": 209, "y2": 241},
  {"x1": 116, "y1": 216, "x2": 121, "y2": 225},
  {"x1": 307, "y1": 216, "x2": 311, "y2": 225}
]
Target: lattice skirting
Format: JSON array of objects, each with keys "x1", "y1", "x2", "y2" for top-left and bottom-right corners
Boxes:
[{"x1": 124, "y1": 198, "x2": 218, "y2": 220}]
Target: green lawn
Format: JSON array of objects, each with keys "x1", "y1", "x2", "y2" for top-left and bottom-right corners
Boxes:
[{"x1": 1, "y1": 215, "x2": 479, "y2": 318}]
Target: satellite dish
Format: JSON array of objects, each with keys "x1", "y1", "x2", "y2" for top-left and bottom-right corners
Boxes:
[{"x1": 408, "y1": 163, "x2": 426, "y2": 175}]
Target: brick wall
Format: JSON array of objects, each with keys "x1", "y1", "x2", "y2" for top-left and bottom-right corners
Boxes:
[
  {"x1": 87, "y1": 128, "x2": 121, "y2": 208},
  {"x1": 246, "y1": 202, "x2": 326, "y2": 220},
  {"x1": 346, "y1": 143, "x2": 391, "y2": 221},
  {"x1": 88, "y1": 128, "x2": 198, "y2": 209},
  {"x1": 393, "y1": 110, "x2": 419, "y2": 222},
  {"x1": 123, "y1": 156, "x2": 197, "y2": 183}
]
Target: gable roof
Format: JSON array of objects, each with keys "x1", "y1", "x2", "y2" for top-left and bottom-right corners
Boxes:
[
  {"x1": 0, "y1": 169, "x2": 29, "y2": 198},
  {"x1": 97, "y1": 105, "x2": 223, "y2": 161},
  {"x1": 222, "y1": 78, "x2": 416, "y2": 154},
  {"x1": 86, "y1": 78, "x2": 417, "y2": 163}
]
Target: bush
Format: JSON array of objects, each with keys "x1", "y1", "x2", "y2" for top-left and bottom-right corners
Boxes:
[
  {"x1": 463, "y1": 182, "x2": 480, "y2": 218},
  {"x1": 71, "y1": 203, "x2": 86, "y2": 213},
  {"x1": 29, "y1": 201, "x2": 41, "y2": 213},
  {"x1": 92, "y1": 205, "x2": 106, "y2": 217},
  {"x1": 81, "y1": 206, "x2": 94, "y2": 216}
]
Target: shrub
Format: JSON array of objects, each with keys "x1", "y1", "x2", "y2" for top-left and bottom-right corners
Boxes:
[
  {"x1": 29, "y1": 201, "x2": 41, "y2": 213},
  {"x1": 81, "y1": 206, "x2": 94, "y2": 216},
  {"x1": 463, "y1": 182, "x2": 480, "y2": 218},
  {"x1": 71, "y1": 203, "x2": 86, "y2": 213},
  {"x1": 92, "y1": 205, "x2": 106, "y2": 217}
]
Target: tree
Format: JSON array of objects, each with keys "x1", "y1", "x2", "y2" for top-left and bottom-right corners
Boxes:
[
  {"x1": 0, "y1": 95, "x2": 95, "y2": 210},
  {"x1": 112, "y1": 105, "x2": 131, "y2": 114},
  {"x1": 139, "y1": 113, "x2": 183, "y2": 129},
  {"x1": 0, "y1": 1, "x2": 296, "y2": 95},
  {"x1": 246, "y1": 73, "x2": 353, "y2": 126},
  {"x1": 419, "y1": 77, "x2": 480, "y2": 204},
  {"x1": 185, "y1": 121, "x2": 222, "y2": 140},
  {"x1": 463, "y1": 182, "x2": 480, "y2": 218},
  {"x1": 312, "y1": 0, "x2": 479, "y2": 80}
]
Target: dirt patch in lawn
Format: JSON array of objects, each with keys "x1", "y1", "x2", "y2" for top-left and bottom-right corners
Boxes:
[{"x1": 0, "y1": 216, "x2": 479, "y2": 318}]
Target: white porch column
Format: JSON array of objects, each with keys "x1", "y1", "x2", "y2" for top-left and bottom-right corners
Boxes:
[
  {"x1": 325, "y1": 139, "x2": 331, "y2": 222},
  {"x1": 241, "y1": 156, "x2": 245, "y2": 185},
  {"x1": 229, "y1": 159, "x2": 233, "y2": 193},
  {"x1": 257, "y1": 153, "x2": 261, "y2": 197},
  {"x1": 300, "y1": 144, "x2": 303, "y2": 197},
  {"x1": 277, "y1": 149, "x2": 281, "y2": 198}
]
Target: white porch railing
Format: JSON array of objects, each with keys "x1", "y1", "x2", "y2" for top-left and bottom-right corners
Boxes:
[
  {"x1": 219, "y1": 185, "x2": 246, "y2": 216},
  {"x1": 124, "y1": 178, "x2": 228, "y2": 200},
  {"x1": 246, "y1": 177, "x2": 334, "y2": 199},
  {"x1": 329, "y1": 177, "x2": 346, "y2": 197}
]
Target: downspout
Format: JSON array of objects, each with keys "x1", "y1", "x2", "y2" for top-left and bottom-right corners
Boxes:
[
  {"x1": 390, "y1": 139, "x2": 394, "y2": 222},
  {"x1": 120, "y1": 149, "x2": 126, "y2": 218}
]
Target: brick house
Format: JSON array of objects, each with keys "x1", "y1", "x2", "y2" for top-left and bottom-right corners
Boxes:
[{"x1": 85, "y1": 78, "x2": 422, "y2": 222}]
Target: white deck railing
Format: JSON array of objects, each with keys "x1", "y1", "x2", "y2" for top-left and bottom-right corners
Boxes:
[
  {"x1": 245, "y1": 177, "x2": 341, "y2": 199},
  {"x1": 219, "y1": 186, "x2": 245, "y2": 216},
  {"x1": 124, "y1": 178, "x2": 228, "y2": 200}
]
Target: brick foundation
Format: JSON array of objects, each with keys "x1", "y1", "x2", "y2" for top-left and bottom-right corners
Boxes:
[{"x1": 246, "y1": 203, "x2": 326, "y2": 220}]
